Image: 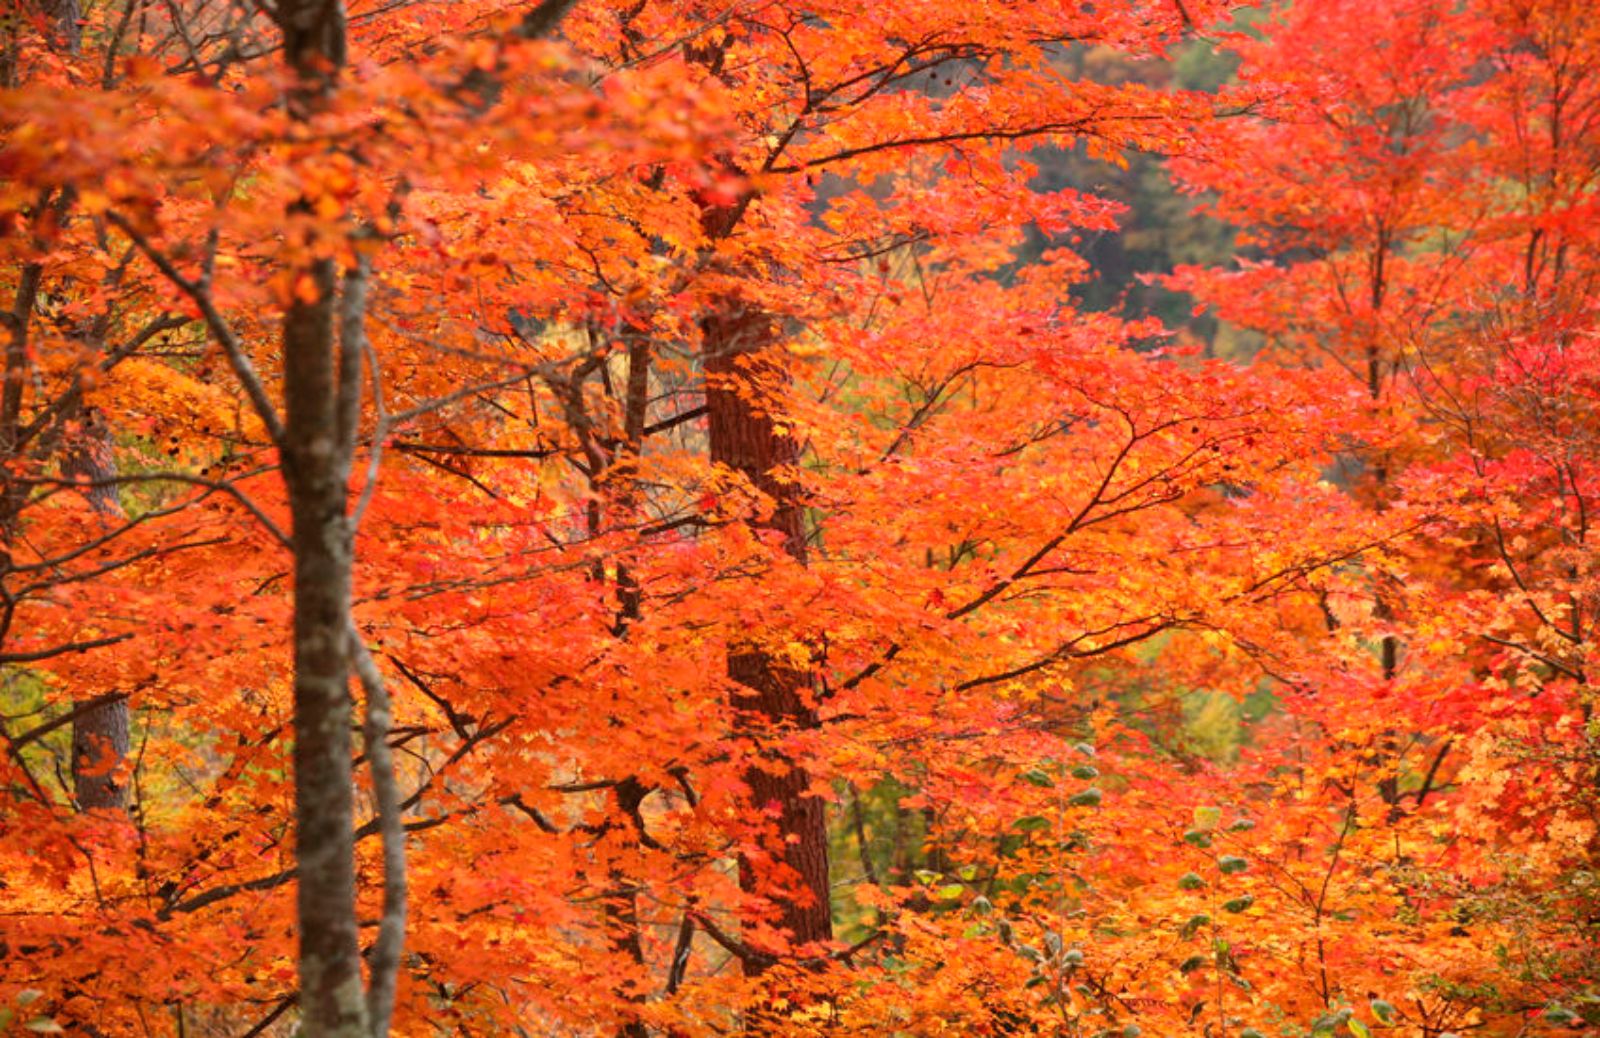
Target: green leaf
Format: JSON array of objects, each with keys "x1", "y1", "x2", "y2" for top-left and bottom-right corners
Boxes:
[
  {"x1": 1543, "y1": 1005, "x2": 1581, "y2": 1026},
  {"x1": 1370, "y1": 999, "x2": 1396, "y2": 1024},
  {"x1": 1348, "y1": 1019, "x2": 1370, "y2": 1038},
  {"x1": 1178, "y1": 872, "x2": 1206, "y2": 890},
  {"x1": 1229, "y1": 817, "x2": 1256, "y2": 832},
  {"x1": 24, "y1": 1019, "x2": 64, "y2": 1034},
  {"x1": 1068, "y1": 787, "x2": 1103, "y2": 808},
  {"x1": 1070, "y1": 764, "x2": 1100, "y2": 780},
  {"x1": 1178, "y1": 954, "x2": 1206, "y2": 974},
  {"x1": 1121, "y1": 1026, "x2": 1141, "y2": 1038},
  {"x1": 1013, "y1": 815, "x2": 1052, "y2": 832},
  {"x1": 1217, "y1": 855, "x2": 1249, "y2": 874},
  {"x1": 1193, "y1": 805, "x2": 1222, "y2": 830},
  {"x1": 1021, "y1": 769, "x2": 1055, "y2": 788},
  {"x1": 1182, "y1": 829, "x2": 1213, "y2": 848},
  {"x1": 936, "y1": 884, "x2": 965, "y2": 901},
  {"x1": 1062, "y1": 948, "x2": 1084, "y2": 966},
  {"x1": 1180, "y1": 912, "x2": 1211, "y2": 938},
  {"x1": 957, "y1": 863, "x2": 979, "y2": 881},
  {"x1": 1221, "y1": 895, "x2": 1254, "y2": 913},
  {"x1": 1073, "y1": 742, "x2": 1096, "y2": 757},
  {"x1": 15, "y1": 992, "x2": 41, "y2": 1008},
  {"x1": 1240, "y1": 1030, "x2": 1265, "y2": 1038},
  {"x1": 913, "y1": 869, "x2": 940, "y2": 885}
]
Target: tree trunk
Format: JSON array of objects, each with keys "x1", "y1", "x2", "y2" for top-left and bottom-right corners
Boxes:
[
  {"x1": 281, "y1": 252, "x2": 367, "y2": 1037},
  {"x1": 69, "y1": 696, "x2": 129, "y2": 810},
  {"x1": 703, "y1": 304, "x2": 832, "y2": 970},
  {"x1": 276, "y1": 0, "x2": 368, "y2": 1032}
]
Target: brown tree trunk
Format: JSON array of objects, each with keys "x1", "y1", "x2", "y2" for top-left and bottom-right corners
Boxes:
[
  {"x1": 546, "y1": 334, "x2": 654, "y2": 1038},
  {"x1": 703, "y1": 305, "x2": 832, "y2": 971}
]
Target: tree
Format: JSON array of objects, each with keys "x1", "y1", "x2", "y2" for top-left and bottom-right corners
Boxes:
[
  {"x1": 6, "y1": 0, "x2": 1598, "y2": 1034},
  {"x1": 1172, "y1": 0, "x2": 1600, "y2": 1027}
]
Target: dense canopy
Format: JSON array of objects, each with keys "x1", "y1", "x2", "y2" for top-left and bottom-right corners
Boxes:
[{"x1": 1, "y1": 0, "x2": 1597, "y2": 1035}]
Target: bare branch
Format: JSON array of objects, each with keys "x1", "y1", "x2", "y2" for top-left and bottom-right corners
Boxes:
[{"x1": 348, "y1": 622, "x2": 406, "y2": 1038}]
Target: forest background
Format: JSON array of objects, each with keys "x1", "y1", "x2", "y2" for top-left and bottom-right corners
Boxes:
[{"x1": 1, "y1": 0, "x2": 1597, "y2": 1036}]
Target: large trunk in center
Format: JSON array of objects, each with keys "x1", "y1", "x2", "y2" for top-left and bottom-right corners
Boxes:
[{"x1": 703, "y1": 304, "x2": 832, "y2": 970}]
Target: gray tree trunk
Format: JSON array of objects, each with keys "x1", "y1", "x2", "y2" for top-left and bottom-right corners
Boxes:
[{"x1": 275, "y1": 1, "x2": 368, "y2": 1033}]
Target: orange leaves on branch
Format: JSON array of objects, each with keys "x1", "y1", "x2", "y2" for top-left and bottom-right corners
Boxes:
[{"x1": 3, "y1": 0, "x2": 1598, "y2": 1033}]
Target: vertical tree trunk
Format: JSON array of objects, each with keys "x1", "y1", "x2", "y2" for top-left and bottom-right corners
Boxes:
[
  {"x1": 546, "y1": 335, "x2": 654, "y2": 1038},
  {"x1": 69, "y1": 699, "x2": 129, "y2": 809},
  {"x1": 680, "y1": 23, "x2": 832, "y2": 971},
  {"x1": 702, "y1": 305, "x2": 833, "y2": 970},
  {"x1": 281, "y1": 252, "x2": 367, "y2": 1037},
  {"x1": 275, "y1": 1, "x2": 368, "y2": 1033},
  {"x1": 2, "y1": 5, "x2": 128, "y2": 812},
  {"x1": 609, "y1": 337, "x2": 653, "y2": 1038}
]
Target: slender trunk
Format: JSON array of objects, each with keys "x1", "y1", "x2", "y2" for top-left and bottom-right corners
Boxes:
[
  {"x1": 282, "y1": 252, "x2": 367, "y2": 1036},
  {"x1": 62, "y1": 460, "x2": 129, "y2": 809},
  {"x1": 548, "y1": 337, "x2": 654, "y2": 1037},
  {"x1": 276, "y1": 1, "x2": 368, "y2": 1031},
  {"x1": 5, "y1": 204, "x2": 131, "y2": 814},
  {"x1": 607, "y1": 778, "x2": 650, "y2": 1038},
  {"x1": 610, "y1": 337, "x2": 652, "y2": 1038},
  {"x1": 703, "y1": 304, "x2": 832, "y2": 970}
]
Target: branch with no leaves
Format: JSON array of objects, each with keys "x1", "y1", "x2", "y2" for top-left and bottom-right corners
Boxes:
[{"x1": 348, "y1": 621, "x2": 406, "y2": 1038}]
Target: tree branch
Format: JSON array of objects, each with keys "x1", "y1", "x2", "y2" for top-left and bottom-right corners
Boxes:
[{"x1": 348, "y1": 622, "x2": 406, "y2": 1038}]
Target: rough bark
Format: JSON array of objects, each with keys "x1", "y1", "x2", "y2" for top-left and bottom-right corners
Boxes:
[
  {"x1": 703, "y1": 305, "x2": 833, "y2": 970},
  {"x1": 274, "y1": 0, "x2": 367, "y2": 1031},
  {"x1": 43, "y1": 0, "x2": 81, "y2": 53},
  {"x1": 69, "y1": 695, "x2": 129, "y2": 810},
  {"x1": 281, "y1": 251, "x2": 367, "y2": 1037},
  {"x1": 269, "y1": 0, "x2": 580, "y2": 1029}
]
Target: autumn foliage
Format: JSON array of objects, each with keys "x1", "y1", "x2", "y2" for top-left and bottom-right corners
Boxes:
[{"x1": 0, "y1": 0, "x2": 1596, "y2": 1035}]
